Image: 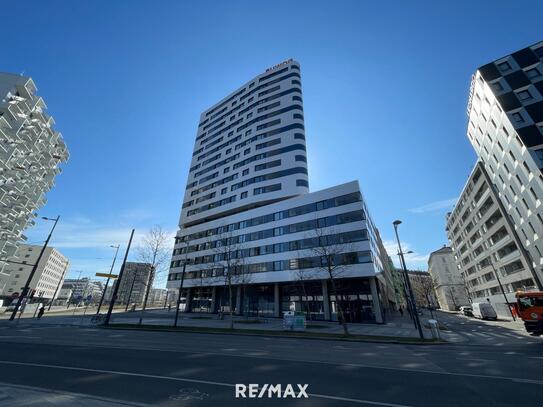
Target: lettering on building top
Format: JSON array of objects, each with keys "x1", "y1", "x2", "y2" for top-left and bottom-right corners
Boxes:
[{"x1": 265, "y1": 59, "x2": 294, "y2": 72}]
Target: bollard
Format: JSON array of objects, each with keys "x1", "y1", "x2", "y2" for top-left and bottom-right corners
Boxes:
[{"x1": 427, "y1": 319, "x2": 440, "y2": 340}]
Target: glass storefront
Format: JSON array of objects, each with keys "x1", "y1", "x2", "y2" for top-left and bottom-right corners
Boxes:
[{"x1": 184, "y1": 277, "x2": 379, "y2": 323}]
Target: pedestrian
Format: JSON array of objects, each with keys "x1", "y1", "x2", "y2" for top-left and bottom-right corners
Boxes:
[
  {"x1": 399, "y1": 306, "x2": 404, "y2": 317},
  {"x1": 37, "y1": 304, "x2": 45, "y2": 319}
]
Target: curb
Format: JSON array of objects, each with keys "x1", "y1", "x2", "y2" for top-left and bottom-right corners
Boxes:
[{"x1": 100, "y1": 324, "x2": 445, "y2": 345}]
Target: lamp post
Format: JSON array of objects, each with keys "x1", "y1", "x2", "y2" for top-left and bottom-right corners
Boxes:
[
  {"x1": 396, "y1": 249, "x2": 415, "y2": 323},
  {"x1": 489, "y1": 258, "x2": 516, "y2": 321},
  {"x1": 393, "y1": 220, "x2": 424, "y2": 339},
  {"x1": 96, "y1": 244, "x2": 120, "y2": 315},
  {"x1": 10, "y1": 216, "x2": 60, "y2": 321},
  {"x1": 104, "y1": 229, "x2": 135, "y2": 326}
]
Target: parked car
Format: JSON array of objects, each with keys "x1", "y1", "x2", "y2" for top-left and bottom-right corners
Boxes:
[
  {"x1": 460, "y1": 306, "x2": 473, "y2": 316},
  {"x1": 471, "y1": 302, "x2": 497, "y2": 320}
]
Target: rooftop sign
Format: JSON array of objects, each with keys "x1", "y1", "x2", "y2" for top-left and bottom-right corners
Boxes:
[{"x1": 265, "y1": 59, "x2": 293, "y2": 72}]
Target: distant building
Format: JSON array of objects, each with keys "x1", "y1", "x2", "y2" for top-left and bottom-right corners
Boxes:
[
  {"x1": 62, "y1": 277, "x2": 103, "y2": 305},
  {"x1": 55, "y1": 288, "x2": 72, "y2": 305},
  {"x1": 0, "y1": 244, "x2": 69, "y2": 302},
  {"x1": 112, "y1": 262, "x2": 154, "y2": 305},
  {"x1": 0, "y1": 73, "x2": 69, "y2": 276},
  {"x1": 148, "y1": 288, "x2": 168, "y2": 306},
  {"x1": 428, "y1": 246, "x2": 470, "y2": 311}
]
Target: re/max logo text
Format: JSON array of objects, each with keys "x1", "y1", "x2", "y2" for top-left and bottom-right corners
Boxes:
[{"x1": 235, "y1": 384, "x2": 309, "y2": 398}]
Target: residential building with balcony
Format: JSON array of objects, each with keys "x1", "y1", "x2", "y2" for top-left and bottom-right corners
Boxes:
[
  {"x1": 466, "y1": 41, "x2": 543, "y2": 289},
  {"x1": 167, "y1": 60, "x2": 395, "y2": 323},
  {"x1": 446, "y1": 162, "x2": 538, "y2": 317},
  {"x1": 0, "y1": 73, "x2": 69, "y2": 276}
]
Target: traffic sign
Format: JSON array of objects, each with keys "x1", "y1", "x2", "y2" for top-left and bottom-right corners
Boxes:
[{"x1": 95, "y1": 273, "x2": 118, "y2": 279}]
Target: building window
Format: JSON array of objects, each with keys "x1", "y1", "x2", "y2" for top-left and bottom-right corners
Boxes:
[
  {"x1": 497, "y1": 61, "x2": 512, "y2": 72},
  {"x1": 223, "y1": 167, "x2": 230, "y2": 174},
  {"x1": 525, "y1": 68, "x2": 541, "y2": 79},
  {"x1": 491, "y1": 81, "x2": 503, "y2": 92},
  {"x1": 247, "y1": 113, "x2": 253, "y2": 119},
  {"x1": 296, "y1": 179, "x2": 309, "y2": 187},
  {"x1": 221, "y1": 187, "x2": 227, "y2": 195},
  {"x1": 517, "y1": 90, "x2": 533, "y2": 101},
  {"x1": 240, "y1": 192, "x2": 248, "y2": 199},
  {"x1": 512, "y1": 112, "x2": 525, "y2": 123},
  {"x1": 244, "y1": 148, "x2": 250, "y2": 155},
  {"x1": 242, "y1": 169, "x2": 249, "y2": 176}
]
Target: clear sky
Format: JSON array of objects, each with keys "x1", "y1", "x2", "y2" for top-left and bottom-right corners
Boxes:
[{"x1": 3, "y1": 0, "x2": 542, "y2": 285}]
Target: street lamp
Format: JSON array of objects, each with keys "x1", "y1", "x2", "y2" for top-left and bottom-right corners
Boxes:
[
  {"x1": 393, "y1": 220, "x2": 424, "y2": 339},
  {"x1": 9, "y1": 216, "x2": 60, "y2": 321},
  {"x1": 96, "y1": 244, "x2": 120, "y2": 315}
]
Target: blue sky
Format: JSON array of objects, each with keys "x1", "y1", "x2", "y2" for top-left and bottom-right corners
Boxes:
[{"x1": 3, "y1": 0, "x2": 542, "y2": 285}]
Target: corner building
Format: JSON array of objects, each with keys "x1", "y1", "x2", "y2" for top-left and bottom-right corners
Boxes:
[
  {"x1": 466, "y1": 41, "x2": 543, "y2": 289},
  {"x1": 167, "y1": 60, "x2": 394, "y2": 323}
]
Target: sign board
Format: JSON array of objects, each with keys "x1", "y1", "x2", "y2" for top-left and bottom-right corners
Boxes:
[
  {"x1": 283, "y1": 311, "x2": 306, "y2": 331},
  {"x1": 95, "y1": 273, "x2": 118, "y2": 279}
]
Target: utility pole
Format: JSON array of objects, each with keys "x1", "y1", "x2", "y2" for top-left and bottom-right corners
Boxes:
[
  {"x1": 104, "y1": 229, "x2": 135, "y2": 326},
  {"x1": 96, "y1": 244, "x2": 120, "y2": 315},
  {"x1": 10, "y1": 216, "x2": 59, "y2": 321}
]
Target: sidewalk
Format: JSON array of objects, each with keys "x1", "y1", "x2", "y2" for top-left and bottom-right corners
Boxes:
[{"x1": 0, "y1": 382, "x2": 149, "y2": 406}]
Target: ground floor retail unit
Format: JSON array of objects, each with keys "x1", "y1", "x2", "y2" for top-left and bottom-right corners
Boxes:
[{"x1": 177, "y1": 277, "x2": 388, "y2": 323}]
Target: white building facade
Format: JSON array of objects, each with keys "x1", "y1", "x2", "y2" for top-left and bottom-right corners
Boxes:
[
  {"x1": 167, "y1": 60, "x2": 394, "y2": 323},
  {"x1": 0, "y1": 73, "x2": 68, "y2": 276},
  {"x1": 427, "y1": 246, "x2": 470, "y2": 311},
  {"x1": 465, "y1": 42, "x2": 543, "y2": 289},
  {"x1": 1, "y1": 244, "x2": 69, "y2": 302},
  {"x1": 446, "y1": 162, "x2": 538, "y2": 317}
]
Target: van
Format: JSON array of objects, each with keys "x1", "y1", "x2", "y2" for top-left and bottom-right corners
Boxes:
[{"x1": 471, "y1": 302, "x2": 498, "y2": 320}]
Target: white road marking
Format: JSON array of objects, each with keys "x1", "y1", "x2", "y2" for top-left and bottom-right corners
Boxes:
[{"x1": 0, "y1": 360, "x2": 412, "y2": 407}]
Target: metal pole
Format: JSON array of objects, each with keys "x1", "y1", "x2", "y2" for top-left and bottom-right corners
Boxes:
[
  {"x1": 125, "y1": 272, "x2": 137, "y2": 312},
  {"x1": 174, "y1": 241, "x2": 189, "y2": 327},
  {"x1": 10, "y1": 216, "x2": 59, "y2": 321},
  {"x1": 104, "y1": 229, "x2": 135, "y2": 326},
  {"x1": 48, "y1": 259, "x2": 70, "y2": 311},
  {"x1": 96, "y1": 245, "x2": 120, "y2": 315},
  {"x1": 393, "y1": 222, "x2": 424, "y2": 339},
  {"x1": 490, "y1": 259, "x2": 516, "y2": 321}
]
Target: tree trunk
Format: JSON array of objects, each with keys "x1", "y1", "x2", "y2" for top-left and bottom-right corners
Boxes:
[
  {"x1": 328, "y1": 270, "x2": 348, "y2": 336},
  {"x1": 228, "y1": 279, "x2": 234, "y2": 329},
  {"x1": 300, "y1": 280, "x2": 312, "y2": 321}
]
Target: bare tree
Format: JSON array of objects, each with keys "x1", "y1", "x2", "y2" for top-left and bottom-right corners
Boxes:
[
  {"x1": 410, "y1": 272, "x2": 438, "y2": 317},
  {"x1": 210, "y1": 227, "x2": 246, "y2": 329},
  {"x1": 308, "y1": 225, "x2": 354, "y2": 336},
  {"x1": 294, "y1": 251, "x2": 316, "y2": 321},
  {"x1": 137, "y1": 225, "x2": 171, "y2": 325}
]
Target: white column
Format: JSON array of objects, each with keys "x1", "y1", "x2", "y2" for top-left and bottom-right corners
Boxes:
[
  {"x1": 370, "y1": 277, "x2": 383, "y2": 323},
  {"x1": 210, "y1": 286, "x2": 217, "y2": 313},
  {"x1": 274, "y1": 283, "x2": 280, "y2": 317},
  {"x1": 235, "y1": 286, "x2": 242, "y2": 315},
  {"x1": 321, "y1": 280, "x2": 331, "y2": 320}
]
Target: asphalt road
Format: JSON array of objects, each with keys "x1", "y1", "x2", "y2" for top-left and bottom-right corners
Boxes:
[{"x1": 0, "y1": 321, "x2": 540, "y2": 406}]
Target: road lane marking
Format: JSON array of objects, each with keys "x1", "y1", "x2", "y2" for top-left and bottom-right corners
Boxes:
[
  {"x1": 1, "y1": 338, "x2": 540, "y2": 386},
  {"x1": 0, "y1": 360, "x2": 412, "y2": 407}
]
